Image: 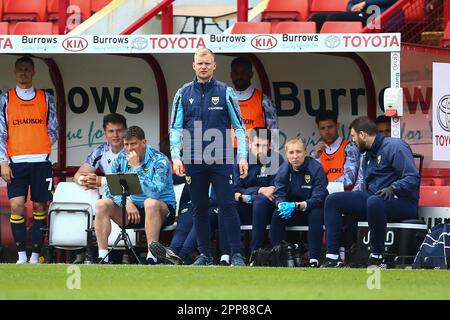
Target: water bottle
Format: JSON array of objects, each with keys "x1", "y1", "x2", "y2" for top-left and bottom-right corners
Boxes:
[
  {"x1": 286, "y1": 245, "x2": 295, "y2": 268},
  {"x1": 339, "y1": 246, "x2": 346, "y2": 264}
]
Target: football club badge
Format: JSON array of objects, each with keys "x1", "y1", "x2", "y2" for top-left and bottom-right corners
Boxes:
[{"x1": 211, "y1": 96, "x2": 220, "y2": 105}]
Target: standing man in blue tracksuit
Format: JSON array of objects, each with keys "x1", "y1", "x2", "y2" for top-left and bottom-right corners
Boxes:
[
  {"x1": 169, "y1": 48, "x2": 249, "y2": 266},
  {"x1": 271, "y1": 137, "x2": 328, "y2": 267},
  {"x1": 321, "y1": 116, "x2": 420, "y2": 268}
]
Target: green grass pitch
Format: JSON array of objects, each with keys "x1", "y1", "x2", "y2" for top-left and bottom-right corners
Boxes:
[{"x1": 1, "y1": 264, "x2": 450, "y2": 300}]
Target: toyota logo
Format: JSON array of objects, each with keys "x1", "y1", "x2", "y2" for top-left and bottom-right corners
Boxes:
[
  {"x1": 437, "y1": 95, "x2": 450, "y2": 132},
  {"x1": 132, "y1": 37, "x2": 148, "y2": 50},
  {"x1": 324, "y1": 35, "x2": 340, "y2": 48}
]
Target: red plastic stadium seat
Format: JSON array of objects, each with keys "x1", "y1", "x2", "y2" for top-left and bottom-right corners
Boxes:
[
  {"x1": 231, "y1": 22, "x2": 271, "y2": 34},
  {"x1": 310, "y1": 0, "x2": 348, "y2": 13},
  {"x1": 272, "y1": 21, "x2": 317, "y2": 33},
  {"x1": 12, "y1": 21, "x2": 54, "y2": 35},
  {"x1": 262, "y1": 0, "x2": 309, "y2": 21},
  {"x1": 403, "y1": 0, "x2": 424, "y2": 22},
  {"x1": 47, "y1": 0, "x2": 59, "y2": 21},
  {"x1": 3, "y1": 0, "x2": 48, "y2": 22},
  {"x1": 442, "y1": 22, "x2": 450, "y2": 47},
  {"x1": 0, "y1": 0, "x2": 3, "y2": 20},
  {"x1": 0, "y1": 22, "x2": 9, "y2": 34},
  {"x1": 50, "y1": 20, "x2": 60, "y2": 34},
  {"x1": 420, "y1": 178, "x2": 434, "y2": 186},
  {"x1": 91, "y1": 0, "x2": 112, "y2": 13},
  {"x1": 320, "y1": 21, "x2": 363, "y2": 33},
  {"x1": 419, "y1": 186, "x2": 450, "y2": 207}
]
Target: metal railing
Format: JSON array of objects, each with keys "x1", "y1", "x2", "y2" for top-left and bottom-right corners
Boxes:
[{"x1": 363, "y1": 0, "x2": 446, "y2": 45}]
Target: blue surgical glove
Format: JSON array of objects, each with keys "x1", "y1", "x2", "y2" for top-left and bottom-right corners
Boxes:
[{"x1": 277, "y1": 202, "x2": 295, "y2": 219}]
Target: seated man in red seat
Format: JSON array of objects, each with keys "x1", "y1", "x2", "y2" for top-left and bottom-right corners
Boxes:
[{"x1": 310, "y1": 0, "x2": 400, "y2": 32}]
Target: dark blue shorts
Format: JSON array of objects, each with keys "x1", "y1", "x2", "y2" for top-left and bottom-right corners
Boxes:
[
  {"x1": 7, "y1": 161, "x2": 53, "y2": 202},
  {"x1": 125, "y1": 202, "x2": 176, "y2": 229}
]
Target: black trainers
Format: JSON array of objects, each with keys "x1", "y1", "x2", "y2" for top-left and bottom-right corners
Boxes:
[
  {"x1": 191, "y1": 254, "x2": 213, "y2": 266},
  {"x1": 308, "y1": 260, "x2": 320, "y2": 268},
  {"x1": 73, "y1": 253, "x2": 85, "y2": 264},
  {"x1": 367, "y1": 256, "x2": 387, "y2": 269},
  {"x1": 220, "y1": 259, "x2": 230, "y2": 266},
  {"x1": 219, "y1": 254, "x2": 230, "y2": 266},
  {"x1": 320, "y1": 257, "x2": 344, "y2": 268},
  {"x1": 146, "y1": 257, "x2": 158, "y2": 265},
  {"x1": 95, "y1": 257, "x2": 110, "y2": 264},
  {"x1": 231, "y1": 253, "x2": 246, "y2": 266},
  {"x1": 148, "y1": 241, "x2": 182, "y2": 265}
]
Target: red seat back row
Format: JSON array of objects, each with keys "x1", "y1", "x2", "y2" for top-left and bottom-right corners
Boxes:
[
  {"x1": 262, "y1": 0, "x2": 350, "y2": 22},
  {"x1": 3, "y1": 0, "x2": 48, "y2": 22},
  {"x1": 231, "y1": 21, "x2": 362, "y2": 34},
  {"x1": 310, "y1": 0, "x2": 348, "y2": 13},
  {"x1": 0, "y1": 21, "x2": 54, "y2": 34},
  {"x1": 13, "y1": 21, "x2": 54, "y2": 35},
  {"x1": 262, "y1": 0, "x2": 310, "y2": 21}
]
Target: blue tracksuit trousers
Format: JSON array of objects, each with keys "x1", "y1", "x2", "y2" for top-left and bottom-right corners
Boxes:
[
  {"x1": 324, "y1": 191, "x2": 418, "y2": 255},
  {"x1": 270, "y1": 207, "x2": 324, "y2": 260},
  {"x1": 220, "y1": 194, "x2": 274, "y2": 254},
  {"x1": 185, "y1": 163, "x2": 241, "y2": 257}
]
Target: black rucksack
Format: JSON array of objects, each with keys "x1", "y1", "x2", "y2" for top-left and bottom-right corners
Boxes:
[
  {"x1": 412, "y1": 223, "x2": 450, "y2": 269},
  {"x1": 252, "y1": 241, "x2": 306, "y2": 267}
]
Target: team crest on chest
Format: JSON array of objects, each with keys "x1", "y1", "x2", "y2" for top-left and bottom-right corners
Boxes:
[
  {"x1": 377, "y1": 155, "x2": 382, "y2": 164},
  {"x1": 211, "y1": 96, "x2": 220, "y2": 105},
  {"x1": 305, "y1": 175, "x2": 311, "y2": 184},
  {"x1": 186, "y1": 176, "x2": 192, "y2": 184},
  {"x1": 143, "y1": 166, "x2": 149, "y2": 173},
  {"x1": 189, "y1": 98, "x2": 194, "y2": 104}
]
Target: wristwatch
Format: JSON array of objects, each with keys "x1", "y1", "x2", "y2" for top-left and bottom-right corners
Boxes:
[
  {"x1": 238, "y1": 195, "x2": 243, "y2": 202},
  {"x1": 296, "y1": 202, "x2": 302, "y2": 211}
]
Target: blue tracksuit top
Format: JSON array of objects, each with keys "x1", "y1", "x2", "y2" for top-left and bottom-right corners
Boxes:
[
  {"x1": 170, "y1": 77, "x2": 248, "y2": 163},
  {"x1": 274, "y1": 156, "x2": 329, "y2": 209},
  {"x1": 105, "y1": 145, "x2": 176, "y2": 208},
  {"x1": 363, "y1": 133, "x2": 420, "y2": 203},
  {"x1": 234, "y1": 151, "x2": 285, "y2": 200}
]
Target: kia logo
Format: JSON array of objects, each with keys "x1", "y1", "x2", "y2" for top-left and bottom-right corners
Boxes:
[
  {"x1": 392, "y1": 53, "x2": 400, "y2": 71},
  {"x1": 62, "y1": 37, "x2": 88, "y2": 52},
  {"x1": 251, "y1": 35, "x2": 277, "y2": 50}
]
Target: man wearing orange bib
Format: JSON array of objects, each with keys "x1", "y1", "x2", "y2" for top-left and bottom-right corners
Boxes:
[
  {"x1": 311, "y1": 110, "x2": 359, "y2": 190},
  {"x1": 230, "y1": 57, "x2": 279, "y2": 149},
  {"x1": 311, "y1": 110, "x2": 359, "y2": 262},
  {"x1": 0, "y1": 56, "x2": 59, "y2": 264}
]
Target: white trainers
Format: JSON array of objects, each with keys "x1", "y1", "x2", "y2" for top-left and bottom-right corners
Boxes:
[
  {"x1": 16, "y1": 258, "x2": 28, "y2": 264},
  {"x1": 29, "y1": 252, "x2": 40, "y2": 264}
]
